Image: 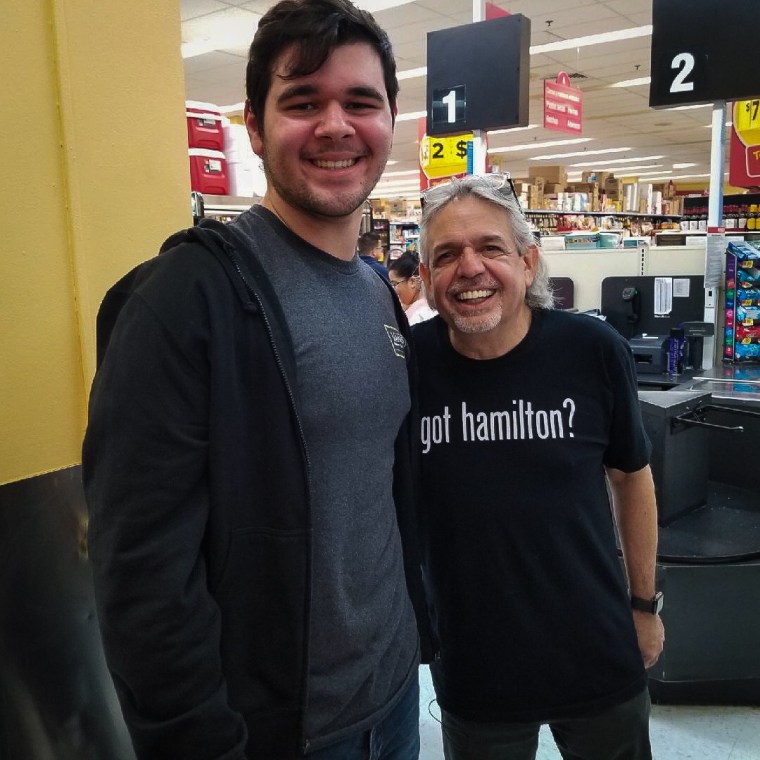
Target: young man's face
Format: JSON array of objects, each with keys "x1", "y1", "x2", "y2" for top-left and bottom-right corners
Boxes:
[
  {"x1": 245, "y1": 42, "x2": 394, "y2": 221},
  {"x1": 420, "y1": 196, "x2": 538, "y2": 358}
]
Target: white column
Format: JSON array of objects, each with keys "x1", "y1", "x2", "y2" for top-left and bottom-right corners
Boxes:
[{"x1": 471, "y1": 0, "x2": 488, "y2": 174}]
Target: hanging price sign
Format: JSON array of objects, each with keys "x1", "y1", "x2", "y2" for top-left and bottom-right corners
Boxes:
[
  {"x1": 544, "y1": 72, "x2": 583, "y2": 134},
  {"x1": 729, "y1": 99, "x2": 760, "y2": 187},
  {"x1": 419, "y1": 133, "x2": 474, "y2": 180}
]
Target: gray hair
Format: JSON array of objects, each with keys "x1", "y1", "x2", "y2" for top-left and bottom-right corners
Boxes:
[{"x1": 420, "y1": 175, "x2": 554, "y2": 310}]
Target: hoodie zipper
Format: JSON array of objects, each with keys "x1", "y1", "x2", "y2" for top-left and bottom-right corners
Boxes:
[{"x1": 218, "y1": 236, "x2": 315, "y2": 754}]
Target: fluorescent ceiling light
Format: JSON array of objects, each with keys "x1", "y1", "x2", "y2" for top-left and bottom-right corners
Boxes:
[
  {"x1": 182, "y1": 8, "x2": 261, "y2": 59},
  {"x1": 396, "y1": 110, "x2": 427, "y2": 122},
  {"x1": 394, "y1": 25, "x2": 653, "y2": 79},
  {"x1": 398, "y1": 67, "x2": 427, "y2": 81},
  {"x1": 530, "y1": 147, "x2": 633, "y2": 160},
  {"x1": 594, "y1": 164, "x2": 664, "y2": 173},
  {"x1": 646, "y1": 173, "x2": 716, "y2": 181},
  {"x1": 570, "y1": 155, "x2": 664, "y2": 167},
  {"x1": 530, "y1": 25, "x2": 652, "y2": 55},
  {"x1": 184, "y1": 16, "x2": 649, "y2": 64},
  {"x1": 618, "y1": 170, "x2": 672, "y2": 178},
  {"x1": 672, "y1": 163, "x2": 697, "y2": 169},
  {"x1": 609, "y1": 77, "x2": 651, "y2": 88},
  {"x1": 488, "y1": 138, "x2": 592, "y2": 154},
  {"x1": 488, "y1": 124, "x2": 540, "y2": 136},
  {"x1": 666, "y1": 103, "x2": 713, "y2": 111}
]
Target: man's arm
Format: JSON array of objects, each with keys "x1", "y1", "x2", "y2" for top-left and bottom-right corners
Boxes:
[
  {"x1": 606, "y1": 465, "x2": 665, "y2": 668},
  {"x1": 84, "y1": 292, "x2": 248, "y2": 759}
]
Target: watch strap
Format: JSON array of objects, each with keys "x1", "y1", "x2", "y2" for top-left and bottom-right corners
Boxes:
[{"x1": 631, "y1": 592, "x2": 663, "y2": 614}]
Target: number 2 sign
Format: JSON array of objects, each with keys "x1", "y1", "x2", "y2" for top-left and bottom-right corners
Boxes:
[{"x1": 649, "y1": 0, "x2": 760, "y2": 108}]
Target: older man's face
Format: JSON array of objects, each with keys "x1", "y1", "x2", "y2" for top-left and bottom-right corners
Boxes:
[{"x1": 420, "y1": 196, "x2": 537, "y2": 359}]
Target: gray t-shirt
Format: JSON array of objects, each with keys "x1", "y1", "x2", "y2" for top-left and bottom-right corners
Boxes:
[{"x1": 230, "y1": 207, "x2": 419, "y2": 750}]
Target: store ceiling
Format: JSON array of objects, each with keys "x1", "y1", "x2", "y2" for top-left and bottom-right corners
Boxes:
[{"x1": 181, "y1": 0, "x2": 731, "y2": 197}]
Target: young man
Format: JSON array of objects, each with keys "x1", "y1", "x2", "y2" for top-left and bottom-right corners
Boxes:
[
  {"x1": 83, "y1": 2, "x2": 433, "y2": 758},
  {"x1": 357, "y1": 230, "x2": 390, "y2": 281},
  {"x1": 413, "y1": 175, "x2": 664, "y2": 760}
]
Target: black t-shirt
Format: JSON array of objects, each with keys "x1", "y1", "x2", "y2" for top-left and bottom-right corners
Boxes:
[{"x1": 413, "y1": 309, "x2": 651, "y2": 722}]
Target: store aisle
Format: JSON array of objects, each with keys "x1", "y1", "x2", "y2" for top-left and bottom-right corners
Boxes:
[{"x1": 418, "y1": 665, "x2": 760, "y2": 759}]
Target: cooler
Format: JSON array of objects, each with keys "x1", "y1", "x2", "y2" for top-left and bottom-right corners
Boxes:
[
  {"x1": 188, "y1": 148, "x2": 229, "y2": 195},
  {"x1": 186, "y1": 100, "x2": 224, "y2": 151}
]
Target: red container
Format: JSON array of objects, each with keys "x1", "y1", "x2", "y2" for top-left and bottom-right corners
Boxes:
[
  {"x1": 188, "y1": 149, "x2": 229, "y2": 195},
  {"x1": 186, "y1": 100, "x2": 224, "y2": 151}
]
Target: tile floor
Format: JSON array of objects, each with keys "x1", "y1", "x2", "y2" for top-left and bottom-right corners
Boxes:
[{"x1": 418, "y1": 666, "x2": 760, "y2": 759}]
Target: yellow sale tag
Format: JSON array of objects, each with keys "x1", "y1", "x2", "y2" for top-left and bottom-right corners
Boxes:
[
  {"x1": 419, "y1": 133, "x2": 473, "y2": 179},
  {"x1": 734, "y1": 100, "x2": 760, "y2": 147}
]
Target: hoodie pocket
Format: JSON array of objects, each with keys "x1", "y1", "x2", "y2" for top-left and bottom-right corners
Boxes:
[{"x1": 215, "y1": 527, "x2": 310, "y2": 713}]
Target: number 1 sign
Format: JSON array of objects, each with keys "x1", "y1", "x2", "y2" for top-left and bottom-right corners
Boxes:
[
  {"x1": 649, "y1": 0, "x2": 760, "y2": 108},
  {"x1": 426, "y1": 15, "x2": 530, "y2": 137}
]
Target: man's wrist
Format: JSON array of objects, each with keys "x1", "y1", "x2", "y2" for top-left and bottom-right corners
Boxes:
[{"x1": 631, "y1": 591, "x2": 663, "y2": 615}]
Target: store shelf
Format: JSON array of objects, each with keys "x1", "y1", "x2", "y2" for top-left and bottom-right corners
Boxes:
[
  {"x1": 201, "y1": 193, "x2": 261, "y2": 218},
  {"x1": 525, "y1": 209, "x2": 681, "y2": 219}
]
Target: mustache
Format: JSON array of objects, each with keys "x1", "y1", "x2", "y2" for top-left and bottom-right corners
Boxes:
[{"x1": 447, "y1": 278, "x2": 500, "y2": 296}]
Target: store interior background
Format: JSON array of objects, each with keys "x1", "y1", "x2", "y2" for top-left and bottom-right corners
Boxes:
[
  {"x1": 1, "y1": 1, "x2": 758, "y2": 758},
  {"x1": 179, "y1": 2, "x2": 760, "y2": 759},
  {"x1": 181, "y1": 0, "x2": 741, "y2": 210}
]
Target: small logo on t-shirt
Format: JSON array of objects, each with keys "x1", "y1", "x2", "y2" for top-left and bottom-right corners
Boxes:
[{"x1": 385, "y1": 325, "x2": 407, "y2": 358}]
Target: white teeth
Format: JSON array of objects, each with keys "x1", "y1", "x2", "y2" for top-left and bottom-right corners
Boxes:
[
  {"x1": 312, "y1": 159, "x2": 357, "y2": 169},
  {"x1": 457, "y1": 290, "x2": 493, "y2": 301}
]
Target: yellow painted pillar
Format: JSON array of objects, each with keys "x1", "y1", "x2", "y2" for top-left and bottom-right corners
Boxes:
[{"x1": 1, "y1": 0, "x2": 191, "y2": 485}]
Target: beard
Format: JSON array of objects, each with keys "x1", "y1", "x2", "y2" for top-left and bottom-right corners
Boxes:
[
  {"x1": 450, "y1": 306, "x2": 502, "y2": 334},
  {"x1": 261, "y1": 145, "x2": 390, "y2": 219}
]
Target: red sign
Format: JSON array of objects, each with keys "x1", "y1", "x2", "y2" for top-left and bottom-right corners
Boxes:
[
  {"x1": 544, "y1": 72, "x2": 583, "y2": 135},
  {"x1": 729, "y1": 100, "x2": 760, "y2": 188},
  {"x1": 485, "y1": 2, "x2": 509, "y2": 18}
]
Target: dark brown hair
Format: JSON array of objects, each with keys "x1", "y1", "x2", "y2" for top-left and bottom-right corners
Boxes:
[{"x1": 246, "y1": 0, "x2": 398, "y2": 134}]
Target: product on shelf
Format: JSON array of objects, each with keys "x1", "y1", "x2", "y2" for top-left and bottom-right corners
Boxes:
[
  {"x1": 186, "y1": 100, "x2": 229, "y2": 195},
  {"x1": 724, "y1": 239, "x2": 760, "y2": 363},
  {"x1": 186, "y1": 100, "x2": 224, "y2": 151},
  {"x1": 188, "y1": 148, "x2": 229, "y2": 196}
]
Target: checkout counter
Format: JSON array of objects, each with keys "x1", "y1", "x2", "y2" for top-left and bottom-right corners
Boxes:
[
  {"x1": 639, "y1": 372, "x2": 760, "y2": 705},
  {"x1": 546, "y1": 245, "x2": 760, "y2": 704}
]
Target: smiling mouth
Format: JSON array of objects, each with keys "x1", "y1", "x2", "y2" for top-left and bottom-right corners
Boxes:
[
  {"x1": 311, "y1": 158, "x2": 359, "y2": 169},
  {"x1": 456, "y1": 289, "x2": 495, "y2": 302}
]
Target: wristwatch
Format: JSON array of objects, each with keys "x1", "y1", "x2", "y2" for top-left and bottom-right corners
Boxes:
[{"x1": 631, "y1": 592, "x2": 664, "y2": 615}]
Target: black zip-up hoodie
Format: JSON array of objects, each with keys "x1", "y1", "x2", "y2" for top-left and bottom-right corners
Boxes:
[{"x1": 83, "y1": 220, "x2": 434, "y2": 759}]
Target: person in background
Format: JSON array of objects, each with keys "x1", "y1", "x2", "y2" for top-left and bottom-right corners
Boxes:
[
  {"x1": 412, "y1": 174, "x2": 664, "y2": 760},
  {"x1": 357, "y1": 230, "x2": 390, "y2": 281},
  {"x1": 388, "y1": 251, "x2": 437, "y2": 325},
  {"x1": 83, "y1": 1, "x2": 434, "y2": 758}
]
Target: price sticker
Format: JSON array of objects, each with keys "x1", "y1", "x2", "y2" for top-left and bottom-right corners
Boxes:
[
  {"x1": 735, "y1": 99, "x2": 760, "y2": 139},
  {"x1": 419, "y1": 133, "x2": 474, "y2": 180}
]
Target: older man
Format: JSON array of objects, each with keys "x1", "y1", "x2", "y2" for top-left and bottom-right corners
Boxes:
[{"x1": 412, "y1": 174, "x2": 664, "y2": 760}]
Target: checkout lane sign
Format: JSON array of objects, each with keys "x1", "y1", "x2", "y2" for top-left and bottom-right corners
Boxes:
[{"x1": 544, "y1": 72, "x2": 583, "y2": 135}]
